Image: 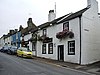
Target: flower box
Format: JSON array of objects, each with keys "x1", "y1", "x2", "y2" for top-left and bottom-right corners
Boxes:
[{"x1": 56, "y1": 29, "x2": 74, "y2": 39}]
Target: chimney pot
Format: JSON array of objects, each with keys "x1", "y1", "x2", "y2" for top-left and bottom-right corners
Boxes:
[{"x1": 49, "y1": 10, "x2": 54, "y2": 13}]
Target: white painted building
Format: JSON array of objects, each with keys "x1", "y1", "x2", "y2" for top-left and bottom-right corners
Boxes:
[
  {"x1": 4, "y1": 35, "x2": 11, "y2": 45},
  {"x1": 20, "y1": 18, "x2": 37, "y2": 56},
  {"x1": 24, "y1": 33, "x2": 32, "y2": 50},
  {"x1": 36, "y1": 0, "x2": 100, "y2": 65},
  {"x1": 0, "y1": 36, "x2": 5, "y2": 47}
]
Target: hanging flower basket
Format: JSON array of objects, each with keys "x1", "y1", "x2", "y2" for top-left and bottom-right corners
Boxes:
[
  {"x1": 56, "y1": 29, "x2": 74, "y2": 39},
  {"x1": 37, "y1": 35, "x2": 51, "y2": 42},
  {"x1": 68, "y1": 31, "x2": 74, "y2": 38},
  {"x1": 29, "y1": 34, "x2": 37, "y2": 42},
  {"x1": 37, "y1": 35, "x2": 43, "y2": 41}
]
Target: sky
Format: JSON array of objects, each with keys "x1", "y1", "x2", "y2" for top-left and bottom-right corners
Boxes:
[{"x1": 0, "y1": 0, "x2": 100, "y2": 37}]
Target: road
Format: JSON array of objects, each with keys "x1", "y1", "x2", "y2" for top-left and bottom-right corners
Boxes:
[{"x1": 0, "y1": 52, "x2": 94, "y2": 75}]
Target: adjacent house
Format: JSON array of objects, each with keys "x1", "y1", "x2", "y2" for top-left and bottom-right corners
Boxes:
[
  {"x1": 36, "y1": 0, "x2": 100, "y2": 65},
  {"x1": 4, "y1": 33, "x2": 12, "y2": 46},
  {"x1": 16, "y1": 25, "x2": 23, "y2": 48},
  {"x1": 8, "y1": 26, "x2": 22, "y2": 48},
  {"x1": 0, "y1": 35, "x2": 5, "y2": 47},
  {"x1": 21, "y1": 18, "x2": 37, "y2": 50},
  {"x1": 28, "y1": 27, "x2": 38, "y2": 56},
  {"x1": 11, "y1": 29, "x2": 18, "y2": 46}
]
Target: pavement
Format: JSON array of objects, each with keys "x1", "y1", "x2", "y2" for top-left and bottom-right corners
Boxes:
[{"x1": 32, "y1": 56, "x2": 100, "y2": 75}]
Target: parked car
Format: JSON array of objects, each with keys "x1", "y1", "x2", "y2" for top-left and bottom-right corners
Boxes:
[
  {"x1": 0, "y1": 47, "x2": 3, "y2": 52},
  {"x1": 2, "y1": 46, "x2": 11, "y2": 53},
  {"x1": 17, "y1": 47, "x2": 32, "y2": 58},
  {"x1": 7, "y1": 46, "x2": 17, "y2": 55}
]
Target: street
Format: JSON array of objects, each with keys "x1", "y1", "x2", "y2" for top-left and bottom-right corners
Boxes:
[{"x1": 0, "y1": 52, "x2": 93, "y2": 75}]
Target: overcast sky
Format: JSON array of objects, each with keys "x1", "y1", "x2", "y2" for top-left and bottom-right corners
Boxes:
[{"x1": 0, "y1": 0, "x2": 100, "y2": 37}]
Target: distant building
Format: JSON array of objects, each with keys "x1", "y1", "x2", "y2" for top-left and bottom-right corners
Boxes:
[{"x1": 21, "y1": 18, "x2": 37, "y2": 50}]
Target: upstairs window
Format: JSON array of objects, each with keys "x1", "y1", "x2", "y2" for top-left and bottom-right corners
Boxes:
[
  {"x1": 63, "y1": 22, "x2": 69, "y2": 30},
  {"x1": 43, "y1": 29, "x2": 47, "y2": 36}
]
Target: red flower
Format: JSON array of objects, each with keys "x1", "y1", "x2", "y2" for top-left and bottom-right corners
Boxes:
[{"x1": 56, "y1": 29, "x2": 74, "y2": 39}]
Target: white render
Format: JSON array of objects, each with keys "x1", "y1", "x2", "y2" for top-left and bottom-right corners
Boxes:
[
  {"x1": 23, "y1": 33, "x2": 32, "y2": 50},
  {"x1": 0, "y1": 37, "x2": 5, "y2": 47},
  {"x1": 81, "y1": 0, "x2": 100, "y2": 65},
  {"x1": 37, "y1": 17, "x2": 81, "y2": 63},
  {"x1": 5, "y1": 37, "x2": 11, "y2": 46},
  {"x1": 21, "y1": 32, "x2": 38, "y2": 56},
  {"x1": 24, "y1": 34, "x2": 31, "y2": 42},
  {"x1": 48, "y1": 10, "x2": 56, "y2": 22},
  {"x1": 36, "y1": 0, "x2": 100, "y2": 65}
]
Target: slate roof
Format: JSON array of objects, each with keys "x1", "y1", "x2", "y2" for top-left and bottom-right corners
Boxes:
[
  {"x1": 37, "y1": 13, "x2": 72, "y2": 30},
  {"x1": 38, "y1": 22, "x2": 50, "y2": 29},
  {"x1": 21, "y1": 22, "x2": 37, "y2": 36},
  {"x1": 37, "y1": 6, "x2": 90, "y2": 30},
  {"x1": 3, "y1": 34, "x2": 8, "y2": 39},
  {"x1": 57, "y1": 6, "x2": 90, "y2": 24},
  {"x1": 30, "y1": 27, "x2": 38, "y2": 33}
]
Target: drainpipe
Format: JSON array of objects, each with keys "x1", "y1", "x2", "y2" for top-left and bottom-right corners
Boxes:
[
  {"x1": 79, "y1": 16, "x2": 82, "y2": 65},
  {"x1": 35, "y1": 43, "x2": 37, "y2": 56}
]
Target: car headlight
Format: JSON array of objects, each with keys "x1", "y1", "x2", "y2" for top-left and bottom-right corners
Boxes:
[{"x1": 24, "y1": 52, "x2": 28, "y2": 54}]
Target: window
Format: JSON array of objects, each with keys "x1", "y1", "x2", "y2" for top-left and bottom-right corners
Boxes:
[
  {"x1": 43, "y1": 29, "x2": 47, "y2": 36},
  {"x1": 32, "y1": 43, "x2": 36, "y2": 51},
  {"x1": 48, "y1": 43, "x2": 53, "y2": 54},
  {"x1": 63, "y1": 22, "x2": 69, "y2": 30},
  {"x1": 42, "y1": 43, "x2": 46, "y2": 54},
  {"x1": 68, "y1": 40, "x2": 75, "y2": 55}
]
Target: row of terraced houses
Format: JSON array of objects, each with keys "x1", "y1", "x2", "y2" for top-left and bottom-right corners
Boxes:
[{"x1": 0, "y1": 0, "x2": 100, "y2": 65}]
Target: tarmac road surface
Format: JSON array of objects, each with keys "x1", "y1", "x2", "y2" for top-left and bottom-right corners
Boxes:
[{"x1": 0, "y1": 52, "x2": 94, "y2": 75}]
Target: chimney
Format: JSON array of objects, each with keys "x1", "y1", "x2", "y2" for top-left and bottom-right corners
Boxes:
[
  {"x1": 27, "y1": 18, "x2": 33, "y2": 27},
  {"x1": 10, "y1": 30, "x2": 14, "y2": 34},
  {"x1": 87, "y1": 0, "x2": 98, "y2": 12},
  {"x1": 48, "y1": 10, "x2": 56, "y2": 22},
  {"x1": 19, "y1": 25, "x2": 23, "y2": 31},
  {"x1": 27, "y1": 18, "x2": 36, "y2": 30},
  {"x1": 15, "y1": 29, "x2": 18, "y2": 32}
]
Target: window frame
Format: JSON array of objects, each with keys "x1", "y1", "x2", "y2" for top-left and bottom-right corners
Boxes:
[
  {"x1": 42, "y1": 43, "x2": 46, "y2": 54},
  {"x1": 63, "y1": 22, "x2": 69, "y2": 31},
  {"x1": 48, "y1": 43, "x2": 53, "y2": 54},
  {"x1": 43, "y1": 29, "x2": 47, "y2": 36},
  {"x1": 68, "y1": 40, "x2": 75, "y2": 55},
  {"x1": 32, "y1": 43, "x2": 36, "y2": 51}
]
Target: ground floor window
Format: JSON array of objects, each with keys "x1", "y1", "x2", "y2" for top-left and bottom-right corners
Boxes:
[
  {"x1": 32, "y1": 43, "x2": 36, "y2": 51},
  {"x1": 42, "y1": 43, "x2": 46, "y2": 54},
  {"x1": 48, "y1": 43, "x2": 53, "y2": 54},
  {"x1": 68, "y1": 40, "x2": 75, "y2": 55}
]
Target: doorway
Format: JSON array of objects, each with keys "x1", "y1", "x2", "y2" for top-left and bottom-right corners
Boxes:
[{"x1": 58, "y1": 45, "x2": 64, "y2": 61}]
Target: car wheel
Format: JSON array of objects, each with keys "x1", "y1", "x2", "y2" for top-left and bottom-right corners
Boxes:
[
  {"x1": 21, "y1": 54, "x2": 23, "y2": 58},
  {"x1": 16, "y1": 54, "x2": 18, "y2": 57},
  {"x1": 9, "y1": 51, "x2": 11, "y2": 55}
]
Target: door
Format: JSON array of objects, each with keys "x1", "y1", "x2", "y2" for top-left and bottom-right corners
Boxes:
[{"x1": 58, "y1": 45, "x2": 64, "y2": 61}]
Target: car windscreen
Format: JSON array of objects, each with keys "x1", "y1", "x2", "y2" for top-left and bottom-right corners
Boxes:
[
  {"x1": 18, "y1": 47, "x2": 31, "y2": 52},
  {"x1": 11, "y1": 46, "x2": 17, "y2": 49}
]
